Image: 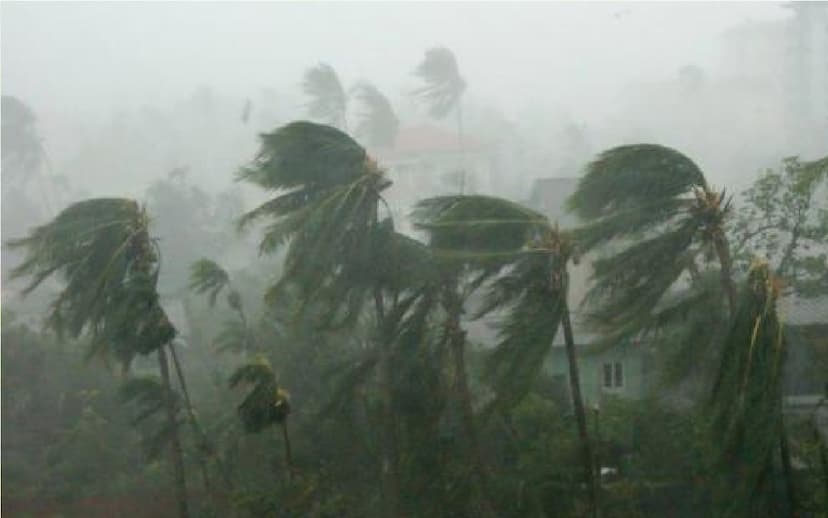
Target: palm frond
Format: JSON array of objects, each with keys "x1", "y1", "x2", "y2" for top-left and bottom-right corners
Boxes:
[
  {"x1": 189, "y1": 258, "x2": 230, "y2": 307},
  {"x1": 709, "y1": 261, "x2": 786, "y2": 516},
  {"x1": 302, "y1": 63, "x2": 347, "y2": 129},
  {"x1": 412, "y1": 47, "x2": 466, "y2": 119},
  {"x1": 568, "y1": 144, "x2": 707, "y2": 222},
  {"x1": 352, "y1": 82, "x2": 399, "y2": 148},
  {"x1": 236, "y1": 121, "x2": 369, "y2": 192},
  {"x1": 480, "y1": 250, "x2": 564, "y2": 409},
  {"x1": 580, "y1": 219, "x2": 702, "y2": 345},
  {"x1": 412, "y1": 195, "x2": 547, "y2": 264},
  {"x1": 6, "y1": 198, "x2": 177, "y2": 367},
  {"x1": 229, "y1": 357, "x2": 290, "y2": 433}
]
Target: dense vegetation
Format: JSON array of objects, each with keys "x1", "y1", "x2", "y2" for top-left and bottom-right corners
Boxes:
[{"x1": 2, "y1": 52, "x2": 827, "y2": 518}]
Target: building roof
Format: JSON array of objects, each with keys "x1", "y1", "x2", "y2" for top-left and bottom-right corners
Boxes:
[{"x1": 372, "y1": 124, "x2": 484, "y2": 160}]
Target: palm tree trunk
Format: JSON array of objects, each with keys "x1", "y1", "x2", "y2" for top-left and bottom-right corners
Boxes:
[
  {"x1": 447, "y1": 319, "x2": 497, "y2": 517},
  {"x1": 281, "y1": 420, "x2": 294, "y2": 481},
  {"x1": 713, "y1": 235, "x2": 736, "y2": 316},
  {"x1": 374, "y1": 288, "x2": 401, "y2": 517},
  {"x1": 561, "y1": 301, "x2": 599, "y2": 518},
  {"x1": 168, "y1": 343, "x2": 233, "y2": 492},
  {"x1": 157, "y1": 346, "x2": 190, "y2": 518}
]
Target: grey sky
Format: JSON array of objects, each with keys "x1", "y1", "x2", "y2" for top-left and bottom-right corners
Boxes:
[{"x1": 2, "y1": 2, "x2": 789, "y2": 118}]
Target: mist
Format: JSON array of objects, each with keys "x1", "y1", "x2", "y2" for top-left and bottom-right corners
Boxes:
[{"x1": 3, "y1": 3, "x2": 827, "y2": 517}]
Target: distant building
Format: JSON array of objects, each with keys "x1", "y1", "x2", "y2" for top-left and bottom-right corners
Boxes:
[{"x1": 370, "y1": 124, "x2": 494, "y2": 234}]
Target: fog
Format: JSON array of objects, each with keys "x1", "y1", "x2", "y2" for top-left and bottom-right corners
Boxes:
[
  {"x1": 4, "y1": 2, "x2": 822, "y2": 200},
  {"x1": 3, "y1": 4, "x2": 828, "y2": 517}
]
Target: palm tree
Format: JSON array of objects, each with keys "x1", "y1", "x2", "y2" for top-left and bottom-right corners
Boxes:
[
  {"x1": 302, "y1": 63, "x2": 348, "y2": 131},
  {"x1": 352, "y1": 82, "x2": 400, "y2": 148},
  {"x1": 6, "y1": 198, "x2": 190, "y2": 517},
  {"x1": 709, "y1": 260, "x2": 789, "y2": 517},
  {"x1": 413, "y1": 194, "x2": 600, "y2": 518},
  {"x1": 567, "y1": 144, "x2": 736, "y2": 350},
  {"x1": 237, "y1": 120, "x2": 413, "y2": 516},
  {"x1": 228, "y1": 357, "x2": 294, "y2": 479},
  {"x1": 190, "y1": 258, "x2": 253, "y2": 354},
  {"x1": 412, "y1": 47, "x2": 468, "y2": 192}
]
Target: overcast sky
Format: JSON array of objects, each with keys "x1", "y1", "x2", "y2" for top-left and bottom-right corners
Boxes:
[{"x1": 2, "y1": 2, "x2": 790, "y2": 119}]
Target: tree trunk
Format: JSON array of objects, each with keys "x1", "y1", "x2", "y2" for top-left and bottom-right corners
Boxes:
[
  {"x1": 157, "y1": 346, "x2": 190, "y2": 518},
  {"x1": 374, "y1": 289, "x2": 401, "y2": 518},
  {"x1": 168, "y1": 344, "x2": 234, "y2": 495},
  {"x1": 713, "y1": 235, "x2": 736, "y2": 317},
  {"x1": 561, "y1": 302, "x2": 599, "y2": 518},
  {"x1": 281, "y1": 420, "x2": 294, "y2": 481},
  {"x1": 447, "y1": 318, "x2": 497, "y2": 518}
]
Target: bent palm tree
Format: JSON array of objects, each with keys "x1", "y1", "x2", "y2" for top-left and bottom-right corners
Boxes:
[
  {"x1": 412, "y1": 47, "x2": 468, "y2": 192},
  {"x1": 6, "y1": 198, "x2": 190, "y2": 517},
  {"x1": 302, "y1": 63, "x2": 348, "y2": 131},
  {"x1": 414, "y1": 194, "x2": 600, "y2": 518},
  {"x1": 568, "y1": 144, "x2": 736, "y2": 350},
  {"x1": 237, "y1": 120, "x2": 408, "y2": 516},
  {"x1": 229, "y1": 358, "x2": 293, "y2": 479}
]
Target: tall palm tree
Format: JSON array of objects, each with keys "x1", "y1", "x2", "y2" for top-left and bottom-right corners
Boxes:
[
  {"x1": 412, "y1": 47, "x2": 468, "y2": 192},
  {"x1": 237, "y1": 120, "x2": 412, "y2": 516},
  {"x1": 567, "y1": 144, "x2": 736, "y2": 349},
  {"x1": 302, "y1": 63, "x2": 348, "y2": 131},
  {"x1": 413, "y1": 194, "x2": 600, "y2": 518},
  {"x1": 352, "y1": 82, "x2": 400, "y2": 148},
  {"x1": 6, "y1": 198, "x2": 190, "y2": 517},
  {"x1": 228, "y1": 357, "x2": 294, "y2": 479}
]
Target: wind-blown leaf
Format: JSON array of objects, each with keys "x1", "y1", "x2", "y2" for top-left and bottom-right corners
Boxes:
[
  {"x1": 480, "y1": 250, "x2": 564, "y2": 409},
  {"x1": 568, "y1": 144, "x2": 707, "y2": 221},
  {"x1": 189, "y1": 258, "x2": 230, "y2": 307},
  {"x1": 413, "y1": 195, "x2": 547, "y2": 263}
]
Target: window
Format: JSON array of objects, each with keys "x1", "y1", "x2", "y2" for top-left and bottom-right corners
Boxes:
[{"x1": 602, "y1": 361, "x2": 624, "y2": 389}]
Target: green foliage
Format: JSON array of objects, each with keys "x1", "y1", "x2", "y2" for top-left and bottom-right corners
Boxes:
[
  {"x1": 413, "y1": 194, "x2": 547, "y2": 262},
  {"x1": 709, "y1": 261, "x2": 787, "y2": 517},
  {"x1": 189, "y1": 258, "x2": 231, "y2": 307},
  {"x1": 6, "y1": 198, "x2": 177, "y2": 368},
  {"x1": 412, "y1": 47, "x2": 466, "y2": 119},
  {"x1": 568, "y1": 144, "x2": 707, "y2": 221},
  {"x1": 481, "y1": 250, "x2": 565, "y2": 410},
  {"x1": 229, "y1": 358, "x2": 290, "y2": 433},
  {"x1": 569, "y1": 144, "x2": 734, "y2": 360},
  {"x1": 302, "y1": 63, "x2": 348, "y2": 129},
  {"x1": 352, "y1": 82, "x2": 399, "y2": 148},
  {"x1": 120, "y1": 376, "x2": 185, "y2": 461},
  {"x1": 731, "y1": 155, "x2": 828, "y2": 297}
]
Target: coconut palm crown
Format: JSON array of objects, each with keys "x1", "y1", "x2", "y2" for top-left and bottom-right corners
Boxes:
[
  {"x1": 568, "y1": 144, "x2": 736, "y2": 346},
  {"x1": 6, "y1": 198, "x2": 176, "y2": 368}
]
